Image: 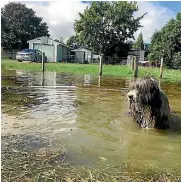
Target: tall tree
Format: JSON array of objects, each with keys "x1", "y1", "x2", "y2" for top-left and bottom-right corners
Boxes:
[
  {"x1": 133, "y1": 33, "x2": 144, "y2": 49},
  {"x1": 148, "y1": 12, "x2": 181, "y2": 68},
  {"x1": 148, "y1": 30, "x2": 163, "y2": 62},
  {"x1": 1, "y1": 2, "x2": 50, "y2": 50},
  {"x1": 74, "y1": 2, "x2": 146, "y2": 56}
]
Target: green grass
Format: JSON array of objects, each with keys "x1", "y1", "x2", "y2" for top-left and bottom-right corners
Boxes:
[{"x1": 2, "y1": 59, "x2": 181, "y2": 82}]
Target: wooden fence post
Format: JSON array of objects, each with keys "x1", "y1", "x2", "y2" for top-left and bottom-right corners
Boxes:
[
  {"x1": 42, "y1": 52, "x2": 45, "y2": 72},
  {"x1": 160, "y1": 58, "x2": 163, "y2": 78},
  {"x1": 131, "y1": 56, "x2": 134, "y2": 70},
  {"x1": 99, "y1": 54, "x2": 103, "y2": 76},
  {"x1": 158, "y1": 78, "x2": 161, "y2": 88},
  {"x1": 129, "y1": 57, "x2": 131, "y2": 68},
  {"x1": 134, "y1": 56, "x2": 138, "y2": 78},
  {"x1": 42, "y1": 71, "x2": 45, "y2": 86},
  {"x1": 98, "y1": 75, "x2": 102, "y2": 87}
]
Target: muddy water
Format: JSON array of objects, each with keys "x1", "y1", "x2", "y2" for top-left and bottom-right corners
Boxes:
[{"x1": 1, "y1": 70, "x2": 181, "y2": 175}]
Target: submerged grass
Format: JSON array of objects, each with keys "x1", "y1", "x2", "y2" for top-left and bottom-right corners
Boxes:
[
  {"x1": 1, "y1": 86, "x2": 49, "y2": 116},
  {"x1": 2, "y1": 134, "x2": 181, "y2": 182},
  {"x1": 2, "y1": 59, "x2": 181, "y2": 82}
]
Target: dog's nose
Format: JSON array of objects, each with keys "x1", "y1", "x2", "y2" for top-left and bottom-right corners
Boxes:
[{"x1": 128, "y1": 95, "x2": 133, "y2": 99}]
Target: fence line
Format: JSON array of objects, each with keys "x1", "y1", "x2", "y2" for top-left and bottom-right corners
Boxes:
[
  {"x1": 2, "y1": 51, "x2": 18, "y2": 60},
  {"x1": 103, "y1": 56, "x2": 127, "y2": 65}
]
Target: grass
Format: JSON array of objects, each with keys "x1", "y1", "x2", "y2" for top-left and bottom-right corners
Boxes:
[{"x1": 2, "y1": 59, "x2": 181, "y2": 82}]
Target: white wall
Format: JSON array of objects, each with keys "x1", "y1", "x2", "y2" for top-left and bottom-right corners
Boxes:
[{"x1": 139, "y1": 50, "x2": 145, "y2": 62}]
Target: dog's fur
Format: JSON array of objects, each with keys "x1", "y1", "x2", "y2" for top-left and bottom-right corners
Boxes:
[{"x1": 127, "y1": 77, "x2": 170, "y2": 129}]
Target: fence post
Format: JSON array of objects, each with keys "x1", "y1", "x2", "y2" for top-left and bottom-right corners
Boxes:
[
  {"x1": 160, "y1": 58, "x2": 163, "y2": 78},
  {"x1": 42, "y1": 52, "x2": 45, "y2": 72},
  {"x1": 129, "y1": 56, "x2": 132, "y2": 68},
  {"x1": 98, "y1": 75, "x2": 102, "y2": 87},
  {"x1": 99, "y1": 54, "x2": 103, "y2": 76},
  {"x1": 134, "y1": 56, "x2": 138, "y2": 77},
  {"x1": 42, "y1": 71, "x2": 45, "y2": 86},
  {"x1": 131, "y1": 56, "x2": 134, "y2": 70},
  {"x1": 158, "y1": 78, "x2": 161, "y2": 88}
]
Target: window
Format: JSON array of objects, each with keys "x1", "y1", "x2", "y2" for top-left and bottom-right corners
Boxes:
[{"x1": 21, "y1": 49, "x2": 34, "y2": 53}]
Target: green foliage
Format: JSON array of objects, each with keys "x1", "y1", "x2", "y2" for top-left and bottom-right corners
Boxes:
[
  {"x1": 74, "y1": 2, "x2": 146, "y2": 56},
  {"x1": 133, "y1": 33, "x2": 144, "y2": 49},
  {"x1": 148, "y1": 12, "x2": 181, "y2": 68},
  {"x1": 66, "y1": 35, "x2": 83, "y2": 49},
  {"x1": 1, "y1": 2, "x2": 49, "y2": 50},
  {"x1": 173, "y1": 52, "x2": 181, "y2": 68}
]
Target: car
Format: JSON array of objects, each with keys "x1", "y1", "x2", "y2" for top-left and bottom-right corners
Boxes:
[{"x1": 16, "y1": 49, "x2": 42, "y2": 62}]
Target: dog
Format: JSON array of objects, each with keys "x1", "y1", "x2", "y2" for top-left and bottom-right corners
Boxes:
[{"x1": 127, "y1": 77, "x2": 170, "y2": 129}]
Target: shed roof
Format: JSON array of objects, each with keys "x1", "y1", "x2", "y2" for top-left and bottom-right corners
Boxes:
[
  {"x1": 71, "y1": 48, "x2": 92, "y2": 52},
  {"x1": 27, "y1": 36, "x2": 67, "y2": 46}
]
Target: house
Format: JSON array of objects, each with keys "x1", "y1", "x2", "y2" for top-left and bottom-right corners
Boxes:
[
  {"x1": 128, "y1": 49, "x2": 145, "y2": 61},
  {"x1": 71, "y1": 48, "x2": 93, "y2": 63},
  {"x1": 92, "y1": 55, "x2": 100, "y2": 63},
  {"x1": 27, "y1": 36, "x2": 69, "y2": 62}
]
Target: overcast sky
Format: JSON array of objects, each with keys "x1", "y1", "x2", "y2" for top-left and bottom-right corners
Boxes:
[{"x1": 1, "y1": 1, "x2": 180, "y2": 43}]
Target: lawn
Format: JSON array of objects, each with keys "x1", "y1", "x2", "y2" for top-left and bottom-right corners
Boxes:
[{"x1": 2, "y1": 59, "x2": 181, "y2": 82}]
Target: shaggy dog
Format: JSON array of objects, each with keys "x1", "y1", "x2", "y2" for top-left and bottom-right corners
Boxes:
[{"x1": 127, "y1": 77, "x2": 170, "y2": 129}]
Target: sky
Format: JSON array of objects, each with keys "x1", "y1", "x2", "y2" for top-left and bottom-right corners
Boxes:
[{"x1": 1, "y1": 1, "x2": 181, "y2": 43}]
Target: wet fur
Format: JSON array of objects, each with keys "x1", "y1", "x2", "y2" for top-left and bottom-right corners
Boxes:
[{"x1": 127, "y1": 77, "x2": 170, "y2": 129}]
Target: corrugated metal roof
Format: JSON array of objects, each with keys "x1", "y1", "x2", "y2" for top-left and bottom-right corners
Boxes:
[
  {"x1": 27, "y1": 36, "x2": 67, "y2": 46},
  {"x1": 71, "y1": 48, "x2": 91, "y2": 52}
]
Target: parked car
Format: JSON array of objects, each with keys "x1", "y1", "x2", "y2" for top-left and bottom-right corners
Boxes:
[{"x1": 16, "y1": 49, "x2": 42, "y2": 62}]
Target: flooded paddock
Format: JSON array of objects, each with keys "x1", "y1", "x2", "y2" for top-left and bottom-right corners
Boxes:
[{"x1": 1, "y1": 70, "x2": 181, "y2": 181}]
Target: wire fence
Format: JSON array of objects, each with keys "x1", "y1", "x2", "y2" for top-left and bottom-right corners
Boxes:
[
  {"x1": 103, "y1": 56, "x2": 127, "y2": 65},
  {"x1": 2, "y1": 50, "x2": 19, "y2": 60}
]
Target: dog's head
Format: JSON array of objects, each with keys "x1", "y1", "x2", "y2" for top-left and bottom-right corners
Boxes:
[
  {"x1": 127, "y1": 77, "x2": 170, "y2": 129},
  {"x1": 127, "y1": 77, "x2": 161, "y2": 112}
]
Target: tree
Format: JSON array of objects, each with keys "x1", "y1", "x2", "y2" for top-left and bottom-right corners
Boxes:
[
  {"x1": 54, "y1": 37, "x2": 64, "y2": 43},
  {"x1": 133, "y1": 33, "x2": 144, "y2": 49},
  {"x1": 148, "y1": 30, "x2": 163, "y2": 62},
  {"x1": 1, "y1": 2, "x2": 49, "y2": 50},
  {"x1": 59, "y1": 37, "x2": 64, "y2": 43},
  {"x1": 74, "y1": 2, "x2": 146, "y2": 56},
  {"x1": 66, "y1": 35, "x2": 80, "y2": 48},
  {"x1": 148, "y1": 12, "x2": 181, "y2": 68}
]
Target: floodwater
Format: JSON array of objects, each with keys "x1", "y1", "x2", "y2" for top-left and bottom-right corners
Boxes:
[{"x1": 1, "y1": 69, "x2": 181, "y2": 177}]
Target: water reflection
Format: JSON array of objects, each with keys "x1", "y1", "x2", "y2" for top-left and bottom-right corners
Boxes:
[
  {"x1": 83, "y1": 74, "x2": 92, "y2": 86},
  {"x1": 1, "y1": 70, "x2": 181, "y2": 173}
]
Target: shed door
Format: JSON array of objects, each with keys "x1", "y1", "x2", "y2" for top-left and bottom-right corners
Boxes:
[{"x1": 33, "y1": 44, "x2": 54, "y2": 62}]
